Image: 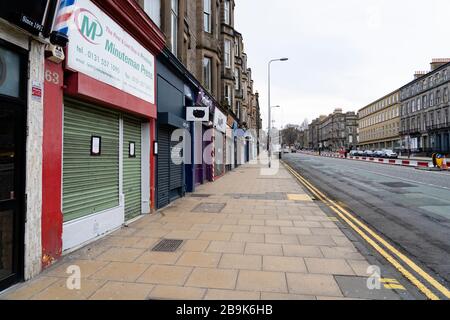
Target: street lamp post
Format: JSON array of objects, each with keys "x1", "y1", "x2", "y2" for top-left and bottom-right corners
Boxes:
[{"x1": 268, "y1": 58, "x2": 288, "y2": 168}]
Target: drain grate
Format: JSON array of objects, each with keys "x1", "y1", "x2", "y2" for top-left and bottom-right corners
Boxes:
[
  {"x1": 189, "y1": 194, "x2": 212, "y2": 198},
  {"x1": 192, "y1": 203, "x2": 226, "y2": 213},
  {"x1": 152, "y1": 239, "x2": 184, "y2": 252},
  {"x1": 380, "y1": 182, "x2": 416, "y2": 188}
]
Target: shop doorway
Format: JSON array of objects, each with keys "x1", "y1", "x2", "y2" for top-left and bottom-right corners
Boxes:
[{"x1": 0, "y1": 42, "x2": 26, "y2": 291}]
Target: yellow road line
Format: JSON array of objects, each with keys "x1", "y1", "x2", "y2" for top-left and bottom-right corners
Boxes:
[
  {"x1": 282, "y1": 162, "x2": 447, "y2": 300},
  {"x1": 330, "y1": 196, "x2": 438, "y2": 300},
  {"x1": 384, "y1": 284, "x2": 407, "y2": 290},
  {"x1": 287, "y1": 165, "x2": 450, "y2": 299},
  {"x1": 381, "y1": 278, "x2": 399, "y2": 284}
]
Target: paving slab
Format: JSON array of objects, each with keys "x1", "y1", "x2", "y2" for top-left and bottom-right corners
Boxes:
[{"x1": 0, "y1": 163, "x2": 391, "y2": 301}]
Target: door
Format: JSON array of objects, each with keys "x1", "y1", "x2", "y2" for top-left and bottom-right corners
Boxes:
[
  {"x1": 0, "y1": 42, "x2": 26, "y2": 291},
  {"x1": 123, "y1": 116, "x2": 142, "y2": 221}
]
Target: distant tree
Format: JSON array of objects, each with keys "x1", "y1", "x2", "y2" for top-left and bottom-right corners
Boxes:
[
  {"x1": 282, "y1": 125, "x2": 301, "y2": 147},
  {"x1": 300, "y1": 118, "x2": 309, "y2": 131}
]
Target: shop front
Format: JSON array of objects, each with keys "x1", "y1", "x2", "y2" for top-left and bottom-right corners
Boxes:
[
  {"x1": 0, "y1": 39, "x2": 28, "y2": 292},
  {"x1": 226, "y1": 116, "x2": 236, "y2": 172},
  {"x1": 213, "y1": 108, "x2": 227, "y2": 180},
  {"x1": 156, "y1": 49, "x2": 197, "y2": 208},
  {"x1": 0, "y1": 0, "x2": 60, "y2": 290},
  {"x1": 192, "y1": 89, "x2": 215, "y2": 187},
  {"x1": 41, "y1": 0, "x2": 165, "y2": 260}
]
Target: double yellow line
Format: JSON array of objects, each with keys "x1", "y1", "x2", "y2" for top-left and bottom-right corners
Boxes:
[{"x1": 283, "y1": 161, "x2": 450, "y2": 301}]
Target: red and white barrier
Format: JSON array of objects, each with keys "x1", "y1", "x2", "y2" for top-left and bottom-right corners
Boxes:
[{"x1": 298, "y1": 151, "x2": 449, "y2": 171}]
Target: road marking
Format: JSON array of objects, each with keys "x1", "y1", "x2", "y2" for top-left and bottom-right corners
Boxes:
[
  {"x1": 299, "y1": 154, "x2": 450, "y2": 191},
  {"x1": 380, "y1": 278, "x2": 399, "y2": 284},
  {"x1": 384, "y1": 283, "x2": 407, "y2": 290},
  {"x1": 347, "y1": 166, "x2": 450, "y2": 192},
  {"x1": 287, "y1": 194, "x2": 313, "y2": 201},
  {"x1": 283, "y1": 161, "x2": 450, "y2": 300}
]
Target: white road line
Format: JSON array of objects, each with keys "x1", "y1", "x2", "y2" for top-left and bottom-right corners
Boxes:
[{"x1": 296, "y1": 154, "x2": 450, "y2": 191}]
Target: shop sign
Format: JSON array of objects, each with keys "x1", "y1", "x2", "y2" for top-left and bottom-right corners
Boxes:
[
  {"x1": 66, "y1": 0, "x2": 155, "y2": 104},
  {"x1": 0, "y1": 0, "x2": 55, "y2": 37},
  {"x1": 196, "y1": 89, "x2": 214, "y2": 111},
  {"x1": 214, "y1": 108, "x2": 227, "y2": 134},
  {"x1": 187, "y1": 106, "x2": 209, "y2": 122},
  {"x1": 227, "y1": 115, "x2": 235, "y2": 128}
]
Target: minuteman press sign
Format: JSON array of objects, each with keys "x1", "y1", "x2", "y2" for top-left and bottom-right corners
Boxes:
[{"x1": 67, "y1": 0, "x2": 155, "y2": 104}]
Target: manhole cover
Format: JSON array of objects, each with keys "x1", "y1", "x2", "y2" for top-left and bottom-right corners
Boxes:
[
  {"x1": 380, "y1": 182, "x2": 416, "y2": 188},
  {"x1": 152, "y1": 239, "x2": 184, "y2": 252},
  {"x1": 189, "y1": 194, "x2": 212, "y2": 198},
  {"x1": 192, "y1": 203, "x2": 226, "y2": 213}
]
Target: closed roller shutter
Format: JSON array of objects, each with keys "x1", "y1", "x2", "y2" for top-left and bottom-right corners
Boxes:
[
  {"x1": 157, "y1": 126, "x2": 170, "y2": 209},
  {"x1": 170, "y1": 139, "x2": 183, "y2": 191},
  {"x1": 63, "y1": 99, "x2": 120, "y2": 222},
  {"x1": 123, "y1": 116, "x2": 142, "y2": 221}
]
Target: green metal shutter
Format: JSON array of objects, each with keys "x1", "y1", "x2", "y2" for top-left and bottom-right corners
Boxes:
[
  {"x1": 123, "y1": 116, "x2": 142, "y2": 221},
  {"x1": 63, "y1": 99, "x2": 120, "y2": 222}
]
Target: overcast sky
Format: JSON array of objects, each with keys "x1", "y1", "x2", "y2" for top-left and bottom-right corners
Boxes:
[{"x1": 235, "y1": 0, "x2": 450, "y2": 129}]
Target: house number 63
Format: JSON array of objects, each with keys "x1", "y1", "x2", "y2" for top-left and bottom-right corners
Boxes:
[{"x1": 45, "y1": 70, "x2": 60, "y2": 85}]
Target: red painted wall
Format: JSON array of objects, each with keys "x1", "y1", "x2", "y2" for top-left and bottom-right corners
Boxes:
[
  {"x1": 41, "y1": 0, "x2": 164, "y2": 269},
  {"x1": 65, "y1": 72, "x2": 157, "y2": 119},
  {"x1": 41, "y1": 60, "x2": 64, "y2": 267}
]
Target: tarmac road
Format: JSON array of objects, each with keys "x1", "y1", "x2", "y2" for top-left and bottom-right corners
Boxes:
[{"x1": 283, "y1": 153, "x2": 450, "y2": 293}]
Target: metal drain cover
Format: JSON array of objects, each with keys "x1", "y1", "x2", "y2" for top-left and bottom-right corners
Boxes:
[
  {"x1": 192, "y1": 203, "x2": 226, "y2": 213},
  {"x1": 152, "y1": 239, "x2": 184, "y2": 252},
  {"x1": 189, "y1": 194, "x2": 212, "y2": 198},
  {"x1": 380, "y1": 182, "x2": 416, "y2": 188}
]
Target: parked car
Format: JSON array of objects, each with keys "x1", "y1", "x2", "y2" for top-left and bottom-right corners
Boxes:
[
  {"x1": 373, "y1": 150, "x2": 385, "y2": 158},
  {"x1": 364, "y1": 150, "x2": 374, "y2": 157},
  {"x1": 383, "y1": 149, "x2": 398, "y2": 159},
  {"x1": 349, "y1": 150, "x2": 359, "y2": 157}
]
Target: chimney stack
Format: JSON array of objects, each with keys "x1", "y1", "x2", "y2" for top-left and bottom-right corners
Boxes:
[
  {"x1": 414, "y1": 71, "x2": 428, "y2": 79},
  {"x1": 430, "y1": 58, "x2": 450, "y2": 71}
]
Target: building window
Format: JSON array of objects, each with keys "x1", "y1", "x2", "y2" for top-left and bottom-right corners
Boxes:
[
  {"x1": 224, "y1": 0, "x2": 231, "y2": 25},
  {"x1": 234, "y1": 68, "x2": 240, "y2": 90},
  {"x1": 225, "y1": 84, "x2": 232, "y2": 106},
  {"x1": 417, "y1": 98, "x2": 421, "y2": 110},
  {"x1": 444, "y1": 87, "x2": 449, "y2": 103},
  {"x1": 430, "y1": 93, "x2": 434, "y2": 107},
  {"x1": 437, "y1": 90, "x2": 442, "y2": 104},
  {"x1": 170, "y1": 0, "x2": 179, "y2": 55},
  {"x1": 224, "y1": 39, "x2": 232, "y2": 68},
  {"x1": 235, "y1": 38, "x2": 239, "y2": 56},
  {"x1": 142, "y1": 0, "x2": 161, "y2": 27},
  {"x1": 423, "y1": 95, "x2": 427, "y2": 109},
  {"x1": 203, "y1": 0, "x2": 212, "y2": 33},
  {"x1": 203, "y1": 57, "x2": 212, "y2": 91}
]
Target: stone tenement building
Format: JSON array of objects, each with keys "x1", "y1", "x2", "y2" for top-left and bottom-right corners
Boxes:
[
  {"x1": 308, "y1": 115, "x2": 326, "y2": 150},
  {"x1": 400, "y1": 59, "x2": 450, "y2": 155},
  {"x1": 318, "y1": 109, "x2": 358, "y2": 151},
  {"x1": 358, "y1": 90, "x2": 401, "y2": 151},
  {"x1": 137, "y1": 0, "x2": 261, "y2": 131}
]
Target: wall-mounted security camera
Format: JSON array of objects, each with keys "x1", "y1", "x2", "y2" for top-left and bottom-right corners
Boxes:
[{"x1": 45, "y1": 43, "x2": 65, "y2": 63}]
